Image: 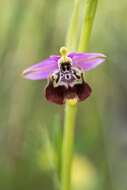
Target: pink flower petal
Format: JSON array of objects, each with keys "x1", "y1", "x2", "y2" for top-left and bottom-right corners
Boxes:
[
  {"x1": 22, "y1": 55, "x2": 59, "y2": 80},
  {"x1": 68, "y1": 52, "x2": 106, "y2": 71}
]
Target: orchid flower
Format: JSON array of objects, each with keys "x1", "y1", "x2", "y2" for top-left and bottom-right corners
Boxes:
[{"x1": 22, "y1": 47, "x2": 106, "y2": 105}]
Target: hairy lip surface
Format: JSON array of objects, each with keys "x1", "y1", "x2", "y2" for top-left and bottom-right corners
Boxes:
[{"x1": 45, "y1": 79, "x2": 92, "y2": 105}]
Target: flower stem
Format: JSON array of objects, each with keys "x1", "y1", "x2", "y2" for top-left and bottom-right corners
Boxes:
[
  {"x1": 61, "y1": 100, "x2": 77, "y2": 190},
  {"x1": 78, "y1": 0, "x2": 98, "y2": 51},
  {"x1": 61, "y1": 1, "x2": 98, "y2": 190},
  {"x1": 66, "y1": 0, "x2": 81, "y2": 50}
]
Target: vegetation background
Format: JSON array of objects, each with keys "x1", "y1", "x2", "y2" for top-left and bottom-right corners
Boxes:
[{"x1": 0, "y1": 0, "x2": 127, "y2": 190}]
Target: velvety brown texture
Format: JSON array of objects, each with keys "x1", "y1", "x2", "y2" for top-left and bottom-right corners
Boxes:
[{"x1": 45, "y1": 80, "x2": 92, "y2": 105}]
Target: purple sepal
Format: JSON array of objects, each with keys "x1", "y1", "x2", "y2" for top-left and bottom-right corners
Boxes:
[
  {"x1": 68, "y1": 52, "x2": 106, "y2": 71},
  {"x1": 22, "y1": 55, "x2": 60, "y2": 80}
]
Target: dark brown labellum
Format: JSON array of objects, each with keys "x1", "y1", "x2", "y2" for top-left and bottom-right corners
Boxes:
[{"x1": 44, "y1": 62, "x2": 91, "y2": 105}]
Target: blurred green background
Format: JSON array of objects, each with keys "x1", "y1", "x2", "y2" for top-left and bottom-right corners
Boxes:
[{"x1": 0, "y1": 0, "x2": 127, "y2": 190}]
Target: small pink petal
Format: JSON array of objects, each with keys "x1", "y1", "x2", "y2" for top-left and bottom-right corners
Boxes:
[
  {"x1": 22, "y1": 55, "x2": 59, "y2": 80},
  {"x1": 68, "y1": 52, "x2": 106, "y2": 71}
]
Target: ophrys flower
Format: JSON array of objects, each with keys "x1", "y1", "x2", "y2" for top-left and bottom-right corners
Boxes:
[{"x1": 23, "y1": 47, "x2": 106, "y2": 104}]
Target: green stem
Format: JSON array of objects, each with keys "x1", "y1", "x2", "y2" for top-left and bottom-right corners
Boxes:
[
  {"x1": 78, "y1": 0, "x2": 98, "y2": 51},
  {"x1": 61, "y1": 1, "x2": 98, "y2": 190},
  {"x1": 61, "y1": 101, "x2": 77, "y2": 190},
  {"x1": 66, "y1": 0, "x2": 81, "y2": 50}
]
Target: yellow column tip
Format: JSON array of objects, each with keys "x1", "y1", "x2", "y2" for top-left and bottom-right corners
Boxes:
[{"x1": 60, "y1": 47, "x2": 68, "y2": 57}]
